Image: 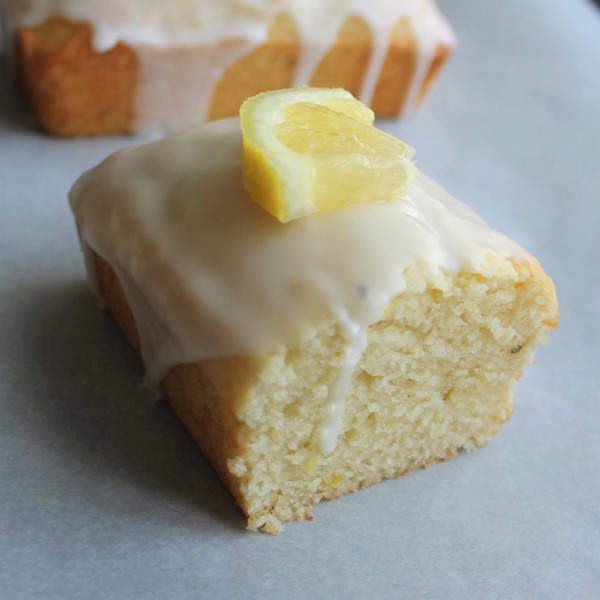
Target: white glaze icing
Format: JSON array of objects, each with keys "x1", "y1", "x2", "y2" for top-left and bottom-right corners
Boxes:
[
  {"x1": 319, "y1": 308, "x2": 368, "y2": 455},
  {"x1": 69, "y1": 117, "x2": 529, "y2": 453},
  {"x1": 5, "y1": 0, "x2": 455, "y2": 131}
]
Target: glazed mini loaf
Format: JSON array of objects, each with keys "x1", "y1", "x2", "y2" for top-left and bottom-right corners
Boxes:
[
  {"x1": 6, "y1": 0, "x2": 455, "y2": 135},
  {"x1": 69, "y1": 117, "x2": 558, "y2": 533}
]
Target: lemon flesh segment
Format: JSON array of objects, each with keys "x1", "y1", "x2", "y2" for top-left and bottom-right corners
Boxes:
[
  {"x1": 240, "y1": 87, "x2": 415, "y2": 223},
  {"x1": 319, "y1": 97, "x2": 375, "y2": 125},
  {"x1": 241, "y1": 88, "x2": 374, "y2": 223},
  {"x1": 277, "y1": 103, "x2": 415, "y2": 215}
]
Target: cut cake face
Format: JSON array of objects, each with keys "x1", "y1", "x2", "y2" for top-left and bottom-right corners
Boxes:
[{"x1": 69, "y1": 118, "x2": 557, "y2": 533}]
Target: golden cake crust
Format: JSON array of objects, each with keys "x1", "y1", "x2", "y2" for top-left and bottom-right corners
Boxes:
[{"x1": 15, "y1": 17, "x2": 138, "y2": 136}]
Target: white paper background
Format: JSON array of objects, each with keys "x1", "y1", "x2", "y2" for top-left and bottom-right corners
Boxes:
[{"x1": 1, "y1": 1, "x2": 599, "y2": 598}]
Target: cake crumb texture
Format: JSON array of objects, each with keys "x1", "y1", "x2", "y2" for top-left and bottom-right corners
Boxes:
[{"x1": 94, "y1": 253, "x2": 557, "y2": 534}]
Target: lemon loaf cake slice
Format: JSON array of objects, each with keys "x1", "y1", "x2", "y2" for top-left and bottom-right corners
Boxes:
[
  {"x1": 69, "y1": 97, "x2": 557, "y2": 533},
  {"x1": 6, "y1": 0, "x2": 454, "y2": 135}
]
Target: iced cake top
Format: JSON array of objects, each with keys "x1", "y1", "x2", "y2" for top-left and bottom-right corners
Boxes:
[{"x1": 70, "y1": 117, "x2": 528, "y2": 383}]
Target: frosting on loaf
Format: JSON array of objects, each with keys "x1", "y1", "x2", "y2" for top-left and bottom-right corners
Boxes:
[
  {"x1": 69, "y1": 117, "x2": 529, "y2": 391},
  {"x1": 7, "y1": 0, "x2": 455, "y2": 130}
]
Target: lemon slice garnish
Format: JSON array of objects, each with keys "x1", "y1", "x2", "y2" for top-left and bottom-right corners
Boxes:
[{"x1": 240, "y1": 87, "x2": 415, "y2": 223}]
